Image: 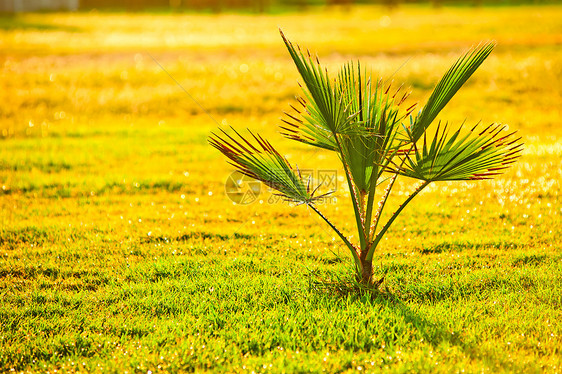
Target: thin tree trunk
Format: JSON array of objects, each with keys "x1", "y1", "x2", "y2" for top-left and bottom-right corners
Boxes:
[{"x1": 360, "y1": 258, "x2": 373, "y2": 285}]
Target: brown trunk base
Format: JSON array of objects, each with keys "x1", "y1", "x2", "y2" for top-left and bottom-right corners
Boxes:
[
  {"x1": 359, "y1": 259, "x2": 385, "y2": 289},
  {"x1": 360, "y1": 259, "x2": 373, "y2": 284}
]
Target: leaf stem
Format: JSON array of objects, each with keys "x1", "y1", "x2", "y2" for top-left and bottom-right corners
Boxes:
[
  {"x1": 308, "y1": 204, "x2": 361, "y2": 273},
  {"x1": 367, "y1": 180, "x2": 431, "y2": 261},
  {"x1": 334, "y1": 135, "x2": 367, "y2": 252},
  {"x1": 369, "y1": 172, "x2": 399, "y2": 242}
]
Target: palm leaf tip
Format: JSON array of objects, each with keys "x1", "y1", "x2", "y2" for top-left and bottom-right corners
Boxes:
[
  {"x1": 209, "y1": 127, "x2": 328, "y2": 204},
  {"x1": 389, "y1": 122, "x2": 523, "y2": 182},
  {"x1": 279, "y1": 107, "x2": 338, "y2": 151},
  {"x1": 410, "y1": 41, "x2": 496, "y2": 142}
]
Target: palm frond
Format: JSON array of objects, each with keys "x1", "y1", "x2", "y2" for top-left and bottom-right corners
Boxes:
[
  {"x1": 280, "y1": 30, "x2": 355, "y2": 139},
  {"x1": 279, "y1": 99, "x2": 338, "y2": 151},
  {"x1": 387, "y1": 123, "x2": 523, "y2": 181},
  {"x1": 337, "y1": 63, "x2": 413, "y2": 192},
  {"x1": 209, "y1": 127, "x2": 326, "y2": 204},
  {"x1": 410, "y1": 42, "x2": 495, "y2": 142}
]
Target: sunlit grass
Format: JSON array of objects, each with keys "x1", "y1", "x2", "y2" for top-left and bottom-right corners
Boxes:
[{"x1": 1, "y1": 5, "x2": 561, "y2": 372}]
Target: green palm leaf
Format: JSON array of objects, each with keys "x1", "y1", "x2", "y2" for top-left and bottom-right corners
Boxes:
[
  {"x1": 280, "y1": 30, "x2": 359, "y2": 142},
  {"x1": 337, "y1": 63, "x2": 413, "y2": 192},
  {"x1": 280, "y1": 99, "x2": 338, "y2": 151},
  {"x1": 387, "y1": 123, "x2": 523, "y2": 181},
  {"x1": 410, "y1": 42, "x2": 495, "y2": 142},
  {"x1": 209, "y1": 127, "x2": 323, "y2": 204}
]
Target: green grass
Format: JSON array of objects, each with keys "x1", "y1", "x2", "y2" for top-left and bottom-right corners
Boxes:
[{"x1": 1, "y1": 5, "x2": 561, "y2": 372}]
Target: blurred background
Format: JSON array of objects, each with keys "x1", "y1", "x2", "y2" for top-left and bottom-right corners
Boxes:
[
  {"x1": 1, "y1": 0, "x2": 560, "y2": 240},
  {"x1": 1, "y1": 0, "x2": 560, "y2": 13}
]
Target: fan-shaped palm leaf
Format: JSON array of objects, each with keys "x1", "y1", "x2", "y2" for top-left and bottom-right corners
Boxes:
[
  {"x1": 279, "y1": 30, "x2": 363, "y2": 142},
  {"x1": 209, "y1": 127, "x2": 361, "y2": 269},
  {"x1": 337, "y1": 62, "x2": 414, "y2": 193},
  {"x1": 280, "y1": 98, "x2": 338, "y2": 151},
  {"x1": 410, "y1": 42, "x2": 495, "y2": 142},
  {"x1": 209, "y1": 127, "x2": 325, "y2": 204},
  {"x1": 387, "y1": 123, "x2": 523, "y2": 181}
]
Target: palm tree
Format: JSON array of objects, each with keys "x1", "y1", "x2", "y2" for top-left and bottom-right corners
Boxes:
[{"x1": 209, "y1": 30, "x2": 523, "y2": 286}]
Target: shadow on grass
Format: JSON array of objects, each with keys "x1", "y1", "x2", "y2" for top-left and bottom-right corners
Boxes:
[
  {"x1": 379, "y1": 293, "x2": 473, "y2": 350},
  {"x1": 142, "y1": 231, "x2": 256, "y2": 243},
  {"x1": 0, "y1": 15, "x2": 81, "y2": 32},
  {"x1": 419, "y1": 240, "x2": 527, "y2": 254},
  {"x1": 309, "y1": 274, "x2": 522, "y2": 370}
]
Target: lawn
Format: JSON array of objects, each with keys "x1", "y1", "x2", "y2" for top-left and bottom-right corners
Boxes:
[{"x1": 1, "y1": 5, "x2": 561, "y2": 372}]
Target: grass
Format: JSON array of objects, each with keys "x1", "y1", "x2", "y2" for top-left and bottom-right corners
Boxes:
[{"x1": 1, "y1": 4, "x2": 561, "y2": 372}]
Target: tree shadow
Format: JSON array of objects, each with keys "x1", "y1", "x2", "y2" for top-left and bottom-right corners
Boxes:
[
  {"x1": 309, "y1": 277, "x2": 521, "y2": 370},
  {"x1": 373, "y1": 290, "x2": 476, "y2": 351},
  {"x1": 419, "y1": 240, "x2": 527, "y2": 255}
]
